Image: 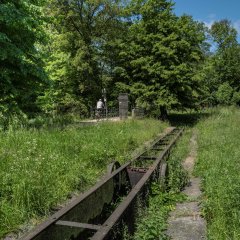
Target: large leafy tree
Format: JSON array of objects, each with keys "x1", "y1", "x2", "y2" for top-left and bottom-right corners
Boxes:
[
  {"x1": 42, "y1": 0, "x2": 126, "y2": 114},
  {"x1": 211, "y1": 20, "x2": 240, "y2": 88},
  {"x1": 0, "y1": 0, "x2": 47, "y2": 115},
  {"x1": 113, "y1": 0, "x2": 206, "y2": 118},
  {"x1": 211, "y1": 19, "x2": 238, "y2": 51},
  {"x1": 200, "y1": 19, "x2": 240, "y2": 104}
]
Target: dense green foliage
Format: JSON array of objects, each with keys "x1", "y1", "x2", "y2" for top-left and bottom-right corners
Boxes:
[
  {"x1": 1, "y1": 0, "x2": 240, "y2": 119},
  {"x1": 0, "y1": 0, "x2": 47, "y2": 115},
  {"x1": 195, "y1": 107, "x2": 240, "y2": 239},
  {"x1": 40, "y1": 0, "x2": 126, "y2": 113},
  {"x1": 0, "y1": 119, "x2": 167, "y2": 237},
  {"x1": 114, "y1": 1, "x2": 206, "y2": 117},
  {"x1": 199, "y1": 20, "x2": 240, "y2": 106}
]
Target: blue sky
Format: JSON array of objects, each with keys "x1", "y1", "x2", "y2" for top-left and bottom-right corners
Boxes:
[{"x1": 173, "y1": 0, "x2": 240, "y2": 41}]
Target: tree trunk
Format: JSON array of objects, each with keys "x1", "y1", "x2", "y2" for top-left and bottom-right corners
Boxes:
[{"x1": 160, "y1": 106, "x2": 168, "y2": 120}]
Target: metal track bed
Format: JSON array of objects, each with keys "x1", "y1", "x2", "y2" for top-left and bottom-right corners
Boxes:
[{"x1": 20, "y1": 127, "x2": 183, "y2": 240}]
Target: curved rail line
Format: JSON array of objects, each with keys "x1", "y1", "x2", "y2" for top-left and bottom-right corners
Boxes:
[{"x1": 20, "y1": 127, "x2": 183, "y2": 240}]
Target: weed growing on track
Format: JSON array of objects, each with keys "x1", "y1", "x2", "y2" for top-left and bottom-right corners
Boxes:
[
  {"x1": 132, "y1": 129, "x2": 190, "y2": 240},
  {"x1": 195, "y1": 107, "x2": 240, "y2": 240},
  {"x1": 0, "y1": 119, "x2": 168, "y2": 238}
]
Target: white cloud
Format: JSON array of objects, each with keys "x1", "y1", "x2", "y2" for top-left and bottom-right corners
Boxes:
[
  {"x1": 208, "y1": 13, "x2": 216, "y2": 20},
  {"x1": 200, "y1": 14, "x2": 240, "y2": 37},
  {"x1": 202, "y1": 13, "x2": 216, "y2": 30},
  {"x1": 204, "y1": 20, "x2": 215, "y2": 29}
]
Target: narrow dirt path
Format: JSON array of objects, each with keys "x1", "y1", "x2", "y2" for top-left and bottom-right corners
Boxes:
[{"x1": 166, "y1": 130, "x2": 206, "y2": 240}]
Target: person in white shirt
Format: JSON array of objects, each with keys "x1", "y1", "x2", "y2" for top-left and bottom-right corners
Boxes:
[
  {"x1": 97, "y1": 99, "x2": 104, "y2": 110},
  {"x1": 96, "y1": 99, "x2": 104, "y2": 119}
]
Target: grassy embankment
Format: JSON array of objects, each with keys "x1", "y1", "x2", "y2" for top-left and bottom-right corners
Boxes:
[
  {"x1": 195, "y1": 107, "x2": 240, "y2": 240},
  {"x1": 0, "y1": 119, "x2": 168, "y2": 238}
]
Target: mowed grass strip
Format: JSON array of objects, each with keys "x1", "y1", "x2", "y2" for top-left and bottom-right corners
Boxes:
[
  {"x1": 195, "y1": 107, "x2": 240, "y2": 240},
  {"x1": 0, "y1": 119, "x2": 168, "y2": 238}
]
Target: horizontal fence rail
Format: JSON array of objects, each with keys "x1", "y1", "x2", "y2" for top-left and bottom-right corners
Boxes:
[
  {"x1": 90, "y1": 108, "x2": 118, "y2": 119},
  {"x1": 20, "y1": 127, "x2": 183, "y2": 240},
  {"x1": 90, "y1": 107, "x2": 145, "y2": 120}
]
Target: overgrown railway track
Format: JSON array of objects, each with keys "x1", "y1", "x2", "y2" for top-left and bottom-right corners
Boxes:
[{"x1": 20, "y1": 127, "x2": 183, "y2": 240}]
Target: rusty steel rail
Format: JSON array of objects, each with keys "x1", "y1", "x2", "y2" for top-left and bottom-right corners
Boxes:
[
  {"x1": 91, "y1": 128, "x2": 183, "y2": 240},
  {"x1": 20, "y1": 127, "x2": 183, "y2": 240}
]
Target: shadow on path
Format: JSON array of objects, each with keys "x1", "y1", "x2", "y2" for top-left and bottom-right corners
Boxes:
[{"x1": 168, "y1": 111, "x2": 210, "y2": 127}]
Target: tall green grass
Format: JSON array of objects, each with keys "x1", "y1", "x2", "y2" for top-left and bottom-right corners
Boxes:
[
  {"x1": 195, "y1": 107, "x2": 240, "y2": 240},
  {"x1": 0, "y1": 119, "x2": 167, "y2": 238}
]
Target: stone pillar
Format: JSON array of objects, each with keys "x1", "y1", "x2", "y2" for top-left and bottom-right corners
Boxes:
[{"x1": 118, "y1": 93, "x2": 128, "y2": 120}]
